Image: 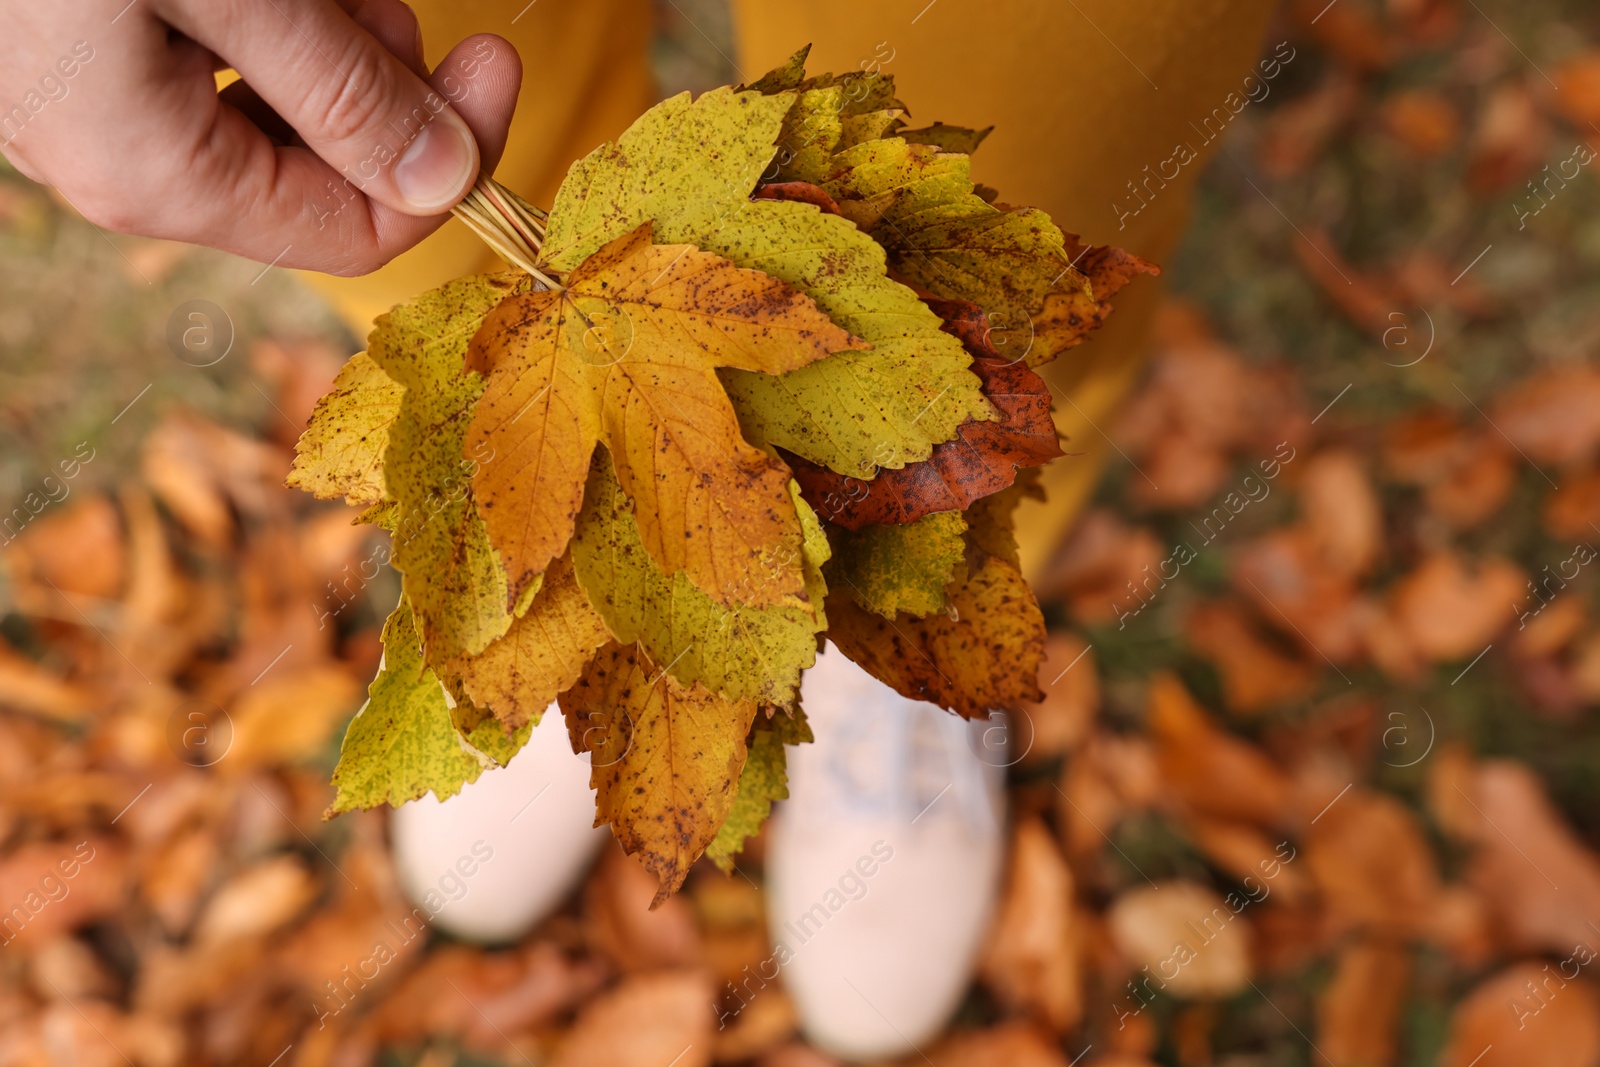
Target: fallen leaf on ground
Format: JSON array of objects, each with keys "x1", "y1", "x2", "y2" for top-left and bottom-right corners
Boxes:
[
  {"x1": 1316, "y1": 939, "x2": 1411, "y2": 1067},
  {"x1": 1107, "y1": 881, "x2": 1253, "y2": 998},
  {"x1": 1185, "y1": 601, "x2": 1317, "y2": 715},
  {"x1": 1023, "y1": 633, "x2": 1099, "y2": 763},
  {"x1": 1389, "y1": 551, "x2": 1523, "y2": 661},
  {"x1": 981, "y1": 818, "x2": 1083, "y2": 1032},
  {"x1": 1146, "y1": 673, "x2": 1294, "y2": 826},
  {"x1": 1438, "y1": 963, "x2": 1600, "y2": 1067},
  {"x1": 1303, "y1": 788, "x2": 1442, "y2": 937},
  {"x1": 552, "y1": 970, "x2": 715, "y2": 1067}
]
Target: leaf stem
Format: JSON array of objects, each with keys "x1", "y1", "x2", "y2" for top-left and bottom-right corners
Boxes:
[{"x1": 451, "y1": 174, "x2": 564, "y2": 292}]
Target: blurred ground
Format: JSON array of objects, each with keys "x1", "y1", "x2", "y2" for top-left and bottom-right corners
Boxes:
[{"x1": 4, "y1": 0, "x2": 1600, "y2": 1065}]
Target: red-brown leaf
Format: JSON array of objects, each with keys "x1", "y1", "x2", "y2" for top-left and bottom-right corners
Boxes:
[{"x1": 791, "y1": 298, "x2": 1062, "y2": 528}]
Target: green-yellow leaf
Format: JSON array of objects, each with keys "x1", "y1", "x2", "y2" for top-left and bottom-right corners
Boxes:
[
  {"x1": 569, "y1": 455, "x2": 827, "y2": 706},
  {"x1": 898, "y1": 122, "x2": 993, "y2": 155},
  {"x1": 824, "y1": 139, "x2": 1105, "y2": 368},
  {"x1": 451, "y1": 700, "x2": 531, "y2": 769},
  {"x1": 710, "y1": 198, "x2": 995, "y2": 477},
  {"x1": 367, "y1": 274, "x2": 521, "y2": 666},
  {"x1": 560, "y1": 641, "x2": 758, "y2": 905},
  {"x1": 740, "y1": 44, "x2": 812, "y2": 94},
  {"x1": 707, "y1": 707, "x2": 812, "y2": 871},
  {"x1": 826, "y1": 510, "x2": 968, "y2": 619},
  {"x1": 286, "y1": 350, "x2": 402, "y2": 506},
  {"x1": 328, "y1": 600, "x2": 503, "y2": 815},
  {"x1": 541, "y1": 86, "x2": 796, "y2": 272},
  {"x1": 772, "y1": 86, "x2": 845, "y2": 185}
]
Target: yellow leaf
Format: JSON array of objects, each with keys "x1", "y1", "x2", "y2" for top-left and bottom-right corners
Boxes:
[
  {"x1": 286, "y1": 351, "x2": 402, "y2": 506},
  {"x1": 569, "y1": 455, "x2": 827, "y2": 706},
  {"x1": 467, "y1": 222, "x2": 863, "y2": 609},
  {"x1": 367, "y1": 273, "x2": 522, "y2": 665},
  {"x1": 560, "y1": 642, "x2": 758, "y2": 905},
  {"x1": 453, "y1": 553, "x2": 614, "y2": 729}
]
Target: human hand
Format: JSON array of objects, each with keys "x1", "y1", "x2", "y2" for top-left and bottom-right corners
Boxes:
[{"x1": 0, "y1": 0, "x2": 521, "y2": 275}]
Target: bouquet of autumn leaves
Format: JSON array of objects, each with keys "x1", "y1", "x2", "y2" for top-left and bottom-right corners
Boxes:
[{"x1": 287, "y1": 47, "x2": 1151, "y2": 903}]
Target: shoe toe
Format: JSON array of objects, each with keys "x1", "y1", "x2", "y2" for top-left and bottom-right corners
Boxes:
[
  {"x1": 765, "y1": 645, "x2": 1006, "y2": 1061},
  {"x1": 390, "y1": 709, "x2": 608, "y2": 943}
]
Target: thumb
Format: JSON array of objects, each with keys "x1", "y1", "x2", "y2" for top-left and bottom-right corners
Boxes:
[{"x1": 165, "y1": 0, "x2": 480, "y2": 215}]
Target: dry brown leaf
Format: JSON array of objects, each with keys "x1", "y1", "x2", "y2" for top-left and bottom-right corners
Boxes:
[
  {"x1": 1184, "y1": 601, "x2": 1317, "y2": 715},
  {"x1": 1451, "y1": 759, "x2": 1600, "y2": 956},
  {"x1": 1316, "y1": 940, "x2": 1411, "y2": 1067},
  {"x1": 1381, "y1": 88, "x2": 1461, "y2": 157},
  {"x1": 1298, "y1": 0, "x2": 1397, "y2": 70},
  {"x1": 140, "y1": 826, "x2": 218, "y2": 937},
  {"x1": 1146, "y1": 673, "x2": 1294, "y2": 827},
  {"x1": 1425, "y1": 435, "x2": 1516, "y2": 529},
  {"x1": 714, "y1": 987, "x2": 798, "y2": 1063},
  {"x1": 1232, "y1": 529, "x2": 1370, "y2": 663},
  {"x1": 981, "y1": 818, "x2": 1082, "y2": 1032},
  {"x1": 1555, "y1": 52, "x2": 1600, "y2": 128},
  {"x1": 1491, "y1": 366, "x2": 1600, "y2": 467},
  {"x1": 0, "y1": 838, "x2": 125, "y2": 948},
  {"x1": 1303, "y1": 788, "x2": 1441, "y2": 937},
  {"x1": 552, "y1": 971, "x2": 715, "y2": 1067},
  {"x1": 582, "y1": 843, "x2": 704, "y2": 973},
  {"x1": 1, "y1": 493, "x2": 125, "y2": 601},
  {"x1": 193, "y1": 854, "x2": 317, "y2": 945},
  {"x1": 248, "y1": 336, "x2": 346, "y2": 443},
  {"x1": 1183, "y1": 814, "x2": 1311, "y2": 905},
  {"x1": 368, "y1": 941, "x2": 605, "y2": 1049},
  {"x1": 1023, "y1": 632, "x2": 1099, "y2": 765},
  {"x1": 1439, "y1": 963, "x2": 1600, "y2": 1067},
  {"x1": 1038, "y1": 510, "x2": 1165, "y2": 624},
  {"x1": 1291, "y1": 228, "x2": 1395, "y2": 338},
  {"x1": 32, "y1": 935, "x2": 118, "y2": 1001},
  {"x1": 1259, "y1": 73, "x2": 1362, "y2": 178},
  {"x1": 1300, "y1": 449, "x2": 1382, "y2": 578},
  {"x1": 1057, "y1": 746, "x2": 1128, "y2": 861},
  {"x1": 1106, "y1": 881, "x2": 1253, "y2": 999},
  {"x1": 139, "y1": 414, "x2": 262, "y2": 550},
  {"x1": 1512, "y1": 594, "x2": 1586, "y2": 660},
  {"x1": 0, "y1": 639, "x2": 97, "y2": 722},
  {"x1": 1467, "y1": 82, "x2": 1551, "y2": 194},
  {"x1": 758, "y1": 1045, "x2": 843, "y2": 1067},
  {"x1": 1390, "y1": 551, "x2": 1523, "y2": 661},
  {"x1": 924, "y1": 1023, "x2": 1074, "y2": 1067},
  {"x1": 1545, "y1": 468, "x2": 1600, "y2": 540},
  {"x1": 1572, "y1": 632, "x2": 1600, "y2": 702}
]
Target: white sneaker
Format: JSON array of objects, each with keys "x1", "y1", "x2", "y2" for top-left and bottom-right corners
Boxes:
[
  {"x1": 762, "y1": 643, "x2": 1007, "y2": 1061},
  {"x1": 389, "y1": 708, "x2": 609, "y2": 942}
]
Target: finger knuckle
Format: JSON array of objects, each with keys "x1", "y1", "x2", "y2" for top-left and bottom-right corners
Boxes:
[
  {"x1": 307, "y1": 45, "x2": 397, "y2": 145},
  {"x1": 73, "y1": 188, "x2": 143, "y2": 234}
]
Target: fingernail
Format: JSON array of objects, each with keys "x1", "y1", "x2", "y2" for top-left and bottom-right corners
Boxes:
[{"x1": 393, "y1": 114, "x2": 477, "y2": 213}]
